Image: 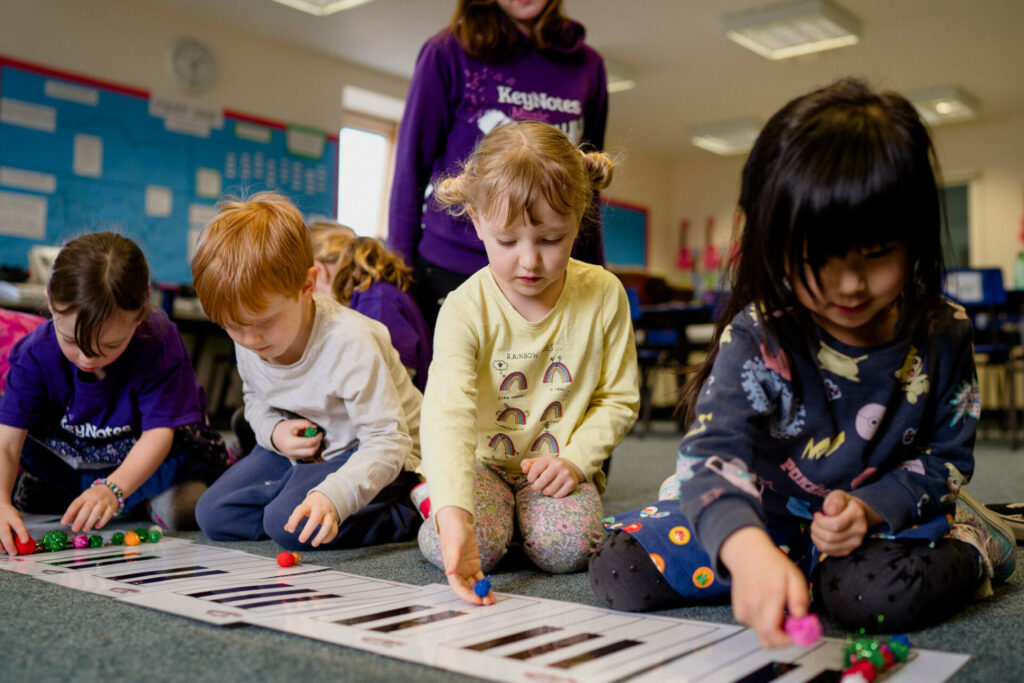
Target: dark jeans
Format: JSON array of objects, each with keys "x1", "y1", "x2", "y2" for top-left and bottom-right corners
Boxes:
[{"x1": 194, "y1": 445, "x2": 420, "y2": 551}]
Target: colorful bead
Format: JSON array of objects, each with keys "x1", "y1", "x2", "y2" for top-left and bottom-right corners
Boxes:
[
  {"x1": 841, "y1": 659, "x2": 877, "y2": 682},
  {"x1": 889, "y1": 640, "x2": 910, "y2": 662},
  {"x1": 840, "y1": 635, "x2": 911, "y2": 682},
  {"x1": 124, "y1": 531, "x2": 141, "y2": 546},
  {"x1": 88, "y1": 535, "x2": 103, "y2": 548},
  {"x1": 73, "y1": 534, "x2": 90, "y2": 548},
  {"x1": 784, "y1": 614, "x2": 822, "y2": 646},
  {"x1": 473, "y1": 575, "x2": 492, "y2": 598},
  {"x1": 14, "y1": 536, "x2": 36, "y2": 555},
  {"x1": 276, "y1": 551, "x2": 300, "y2": 567},
  {"x1": 41, "y1": 530, "x2": 68, "y2": 552}
]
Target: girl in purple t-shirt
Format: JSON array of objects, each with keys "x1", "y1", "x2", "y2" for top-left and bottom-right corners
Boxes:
[{"x1": 0, "y1": 233, "x2": 228, "y2": 555}]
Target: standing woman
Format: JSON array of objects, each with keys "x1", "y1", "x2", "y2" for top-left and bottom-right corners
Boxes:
[{"x1": 389, "y1": 0, "x2": 608, "y2": 329}]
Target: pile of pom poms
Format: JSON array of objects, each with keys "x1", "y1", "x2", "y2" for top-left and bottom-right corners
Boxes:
[
  {"x1": 840, "y1": 635, "x2": 912, "y2": 682},
  {"x1": 14, "y1": 526, "x2": 163, "y2": 554}
]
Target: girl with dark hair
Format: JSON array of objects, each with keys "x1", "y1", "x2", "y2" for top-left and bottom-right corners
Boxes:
[
  {"x1": 388, "y1": 0, "x2": 608, "y2": 330},
  {"x1": 0, "y1": 233, "x2": 228, "y2": 554},
  {"x1": 589, "y1": 79, "x2": 1016, "y2": 646}
]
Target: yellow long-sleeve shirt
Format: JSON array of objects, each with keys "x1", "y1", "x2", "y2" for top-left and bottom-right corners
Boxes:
[{"x1": 422, "y1": 259, "x2": 640, "y2": 515}]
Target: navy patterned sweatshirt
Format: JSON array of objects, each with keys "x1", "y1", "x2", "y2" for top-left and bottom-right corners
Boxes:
[{"x1": 677, "y1": 300, "x2": 980, "y2": 572}]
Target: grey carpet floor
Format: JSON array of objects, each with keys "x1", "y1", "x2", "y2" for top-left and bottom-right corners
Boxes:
[{"x1": 1, "y1": 422, "x2": 1021, "y2": 682}]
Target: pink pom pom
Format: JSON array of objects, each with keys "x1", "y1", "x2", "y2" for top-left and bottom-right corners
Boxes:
[
  {"x1": 784, "y1": 614, "x2": 823, "y2": 647},
  {"x1": 73, "y1": 534, "x2": 90, "y2": 549}
]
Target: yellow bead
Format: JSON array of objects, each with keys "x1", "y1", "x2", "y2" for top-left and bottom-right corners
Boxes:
[{"x1": 124, "y1": 531, "x2": 141, "y2": 546}]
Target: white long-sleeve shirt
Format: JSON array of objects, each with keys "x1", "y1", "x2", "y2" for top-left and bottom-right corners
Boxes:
[{"x1": 238, "y1": 294, "x2": 421, "y2": 521}]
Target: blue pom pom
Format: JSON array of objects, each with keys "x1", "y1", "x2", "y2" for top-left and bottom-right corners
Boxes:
[{"x1": 473, "y1": 575, "x2": 491, "y2": 597}]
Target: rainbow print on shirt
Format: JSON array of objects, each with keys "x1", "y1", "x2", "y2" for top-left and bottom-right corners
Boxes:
[
  {"x1": 499, "y1": 371, "x2": 528, "y2": 392},
  {"x1": 530, "y1": 432, "x2": 559, "y2": 455},
  {"x1": 488, "y1": 433, "x2": 516, "y2": 457},
  {"x1": 540, "y1": 401, "x2": 563, "y2": 423},
  {"x1": 497, "y1": 405, "x2": 527, "y2": 426},
  {"x1": 542, "y1": 362, "x2": 572, "y2": 384}
]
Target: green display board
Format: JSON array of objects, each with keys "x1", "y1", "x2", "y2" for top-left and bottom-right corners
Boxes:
[{"x1": 600, "y1": 198, "x2": 648, "y2": 268}]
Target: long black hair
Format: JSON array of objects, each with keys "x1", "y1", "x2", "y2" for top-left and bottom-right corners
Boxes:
[{"x1": 682, "y1": 78, "x2": 946, "y2": 424}]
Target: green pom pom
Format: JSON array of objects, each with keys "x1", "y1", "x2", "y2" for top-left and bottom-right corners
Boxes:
[
  {"x1": 41, "y1": 530, "x2": 68, "y2": 552},
  {"x1": 88, "y1": 535, "x2": 103, "y2": 548},
  {"x1": 111, "y1": 532, "x2": 125, "y2": 545},
  {"x1": 147, "y1": 528, "x2": 163, "y2": 543},
  {"x1": 302, "y1": 427, "x2": 319, "y2": 437},
  {"x1": 889, "y1": 640, "x2": 910, "y2": 662},
  {"x1": 134, "y1": 527, "x2": 150, "y2": 542}
]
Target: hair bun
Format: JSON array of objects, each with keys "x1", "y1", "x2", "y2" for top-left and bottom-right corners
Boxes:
[
  {"x1": 433, "y1": 174, "x2": 471, "y2": 212},
  {"x1": 582, "y1": 151, "x2": 614, "y2": 190}
]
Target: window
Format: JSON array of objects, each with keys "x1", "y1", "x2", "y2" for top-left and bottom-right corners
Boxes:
[
  {"x1": 941, "y1": 183, "x2": 970, "y2": 269},
  {"x1": 337, "y1": 112, "x2": 397, "y2": 238}
]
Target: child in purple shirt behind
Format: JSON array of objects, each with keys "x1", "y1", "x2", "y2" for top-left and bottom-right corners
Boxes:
[
  {"x1": 311, "y1": 226, "x2": 432, "y2": 392},
  {"x1": 0, "y1": 233, "x2": 228, "y2": 555}
]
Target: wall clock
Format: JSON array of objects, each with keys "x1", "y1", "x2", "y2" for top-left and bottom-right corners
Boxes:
[{"x1": 166, "y1": 38, "x2": 217, "y2": 93}]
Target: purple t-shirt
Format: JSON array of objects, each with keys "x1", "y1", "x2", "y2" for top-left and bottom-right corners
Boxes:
[
  {"x1": 388, "y1": 21, "x2": 608, "y2": 275},
  {"x1": 350, "y1": 281, "x2": 432, "y2": 392},
  {"x1": 0, "y1": 309, "x2": 207, "y2": 466}
]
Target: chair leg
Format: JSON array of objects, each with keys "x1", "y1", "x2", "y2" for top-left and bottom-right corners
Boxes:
[
  {"x1": 636, "y1": 366, "x2": 655, "y2": 439},
  {"x1": 1008, "y1": 361, "x2": 1019, "y2": 450}
]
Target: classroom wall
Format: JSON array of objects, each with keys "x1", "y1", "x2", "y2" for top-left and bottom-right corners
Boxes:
[
  {"x1": 0, "y1": 0, "x2": 409, "y2": 143},
  {"x1": 644, "y1": 114, "x2": 1024, "y2": 285},
  {"x1": 4, "y1": 0, "x2": 1021, "y2": 287}
]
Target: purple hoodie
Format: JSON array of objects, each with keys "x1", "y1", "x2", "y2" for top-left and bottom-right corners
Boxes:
[{"x1": 388, "y1": 20, "x2": 608, "y2": 275}]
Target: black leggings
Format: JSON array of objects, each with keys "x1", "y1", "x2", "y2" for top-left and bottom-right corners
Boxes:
[{"x1": 589, "y1": 529, "x2": 980, "y2": 632}]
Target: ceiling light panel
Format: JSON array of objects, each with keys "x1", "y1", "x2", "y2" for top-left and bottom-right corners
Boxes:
[
  {"x1": 690, "y1": 119, "x2": 763, "y2": 156},
  {"x1": 907, "y1": 85, "x2": 980, "y2": 125},
  {"x1": 270, "y1": 0, "x2": 375, "y2": 17},
  {"x1": 724, "y1": 0, "x2": 861, "y2": 60}
]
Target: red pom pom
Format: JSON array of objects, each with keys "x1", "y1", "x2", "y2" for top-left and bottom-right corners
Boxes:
[
  {"x1": 277, "y1": 551, "x2": 299, "y2": 567},
  {"x1": 14, "y1": 536, "x2": 36, "y2": 555}
]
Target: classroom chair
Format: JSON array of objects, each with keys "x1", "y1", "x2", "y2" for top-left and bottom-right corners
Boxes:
[{"x1": 944, "y1": 267, "x2": 1022, "y2": 448}]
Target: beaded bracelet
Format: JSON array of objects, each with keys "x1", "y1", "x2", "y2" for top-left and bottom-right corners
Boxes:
[{"x1": 91, "y1": 477, "x2": 125, "y2": 515}]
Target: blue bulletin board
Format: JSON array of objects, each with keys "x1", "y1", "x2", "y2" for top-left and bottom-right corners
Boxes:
[
  {"x1": 600, "y1": 198, "x2": 648, "y2": 269},
  {"x1": 0, "y1": 57, "x2": 338, "y2": 284}
]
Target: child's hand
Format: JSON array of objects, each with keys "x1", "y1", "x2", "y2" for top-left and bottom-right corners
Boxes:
[
  {"x1": 271, "y1": 419, "x2": 324, "y2": 461},
  {"x1": 520, "y1": 456, "x2": 583, "y2": 497},
  {"x1": 0, "y1": 502, "x2": 29, "y2": 555},
  {"x1": 437, "y1": 505, "x2": 495, "y2": 606},
  {"x1": 284, "y1": 491, "x2": 340, "y2": 547},
  {"x1": 811, "y1": 490, "x2": 881, "y2": 557},
  {"x1": 61, "y1": 485, "x2": 118, "y2": 532},
  {"x1": 721, "y1": 526, "x2": 809, "y2": 649}
]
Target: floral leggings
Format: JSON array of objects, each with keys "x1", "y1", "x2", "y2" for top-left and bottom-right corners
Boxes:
[{"x1": 418, "y1": 462, "x2": 604, "y2": 574}]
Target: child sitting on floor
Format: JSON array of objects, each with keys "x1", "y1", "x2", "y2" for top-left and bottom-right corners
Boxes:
[
  {"x1": 418, "y1": 121, "x2": 639, "y2": 604},
  {"x1": 191, "y1": 192, "x2": 422, "y2": 551},
  {"x1": 0, "y1": 232, "x2": 228, "y2": 554},
  {"x1": 588, "y1": 79, "x2": 1017, "y2": 648}
]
